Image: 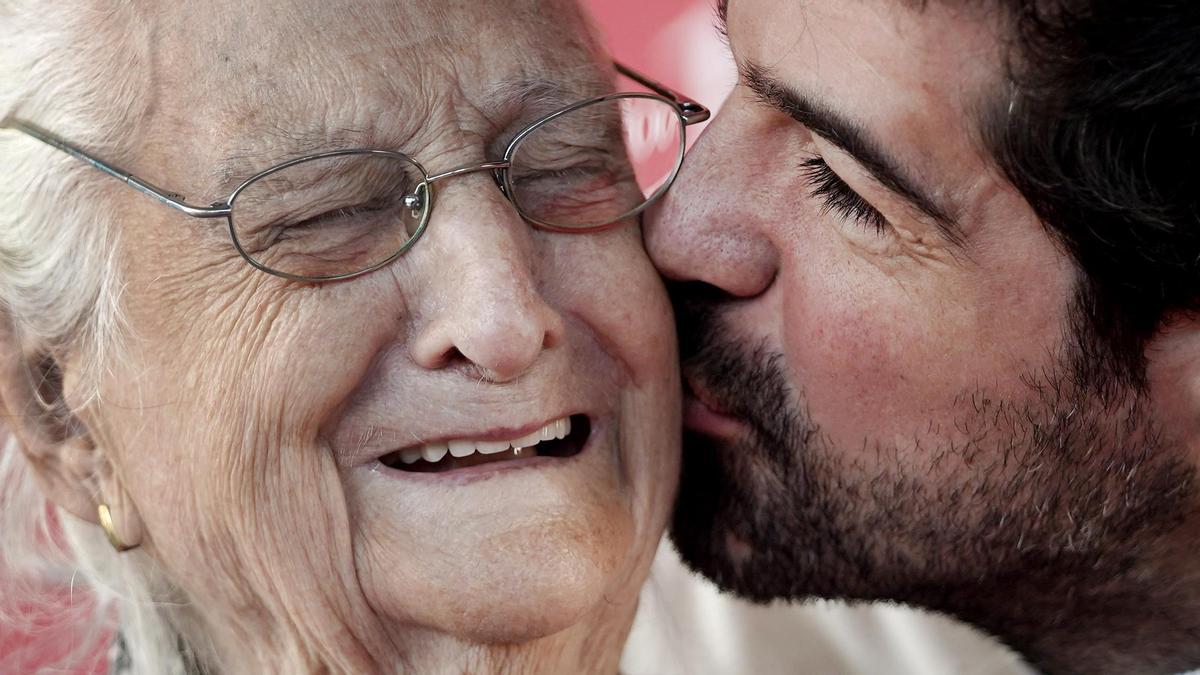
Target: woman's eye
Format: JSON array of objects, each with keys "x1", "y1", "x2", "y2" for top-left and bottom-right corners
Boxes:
[
  {"x1": 513, "y1": 164, "x2": 618, "y2": 189},
  {"x1": 799, "y1": 157, "x2": 888, "y2": 234},
  {"x1": 289, "y1": 199, "x2": 393, "y2": 230}
]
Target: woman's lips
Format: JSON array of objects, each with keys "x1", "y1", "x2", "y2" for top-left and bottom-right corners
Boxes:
[
  {"x1": 683, "y1": 376, "x2": 747, "y2": 439},
  {"x1": 378, "y1": 414, "x2": 592, "y2": 475}
]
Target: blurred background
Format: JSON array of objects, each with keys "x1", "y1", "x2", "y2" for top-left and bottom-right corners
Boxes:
[{"x1": 586, "y1": 0, "x2": 736, "y2": 118}]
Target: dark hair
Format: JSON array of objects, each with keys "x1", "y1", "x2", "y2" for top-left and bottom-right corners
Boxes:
[{"x1": 985, "y1": 1, "x2": 1200, "y2": 381}]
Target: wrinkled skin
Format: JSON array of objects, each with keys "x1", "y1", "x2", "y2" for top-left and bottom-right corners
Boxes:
[
  {"x1": 2, "y1": 1, "x2": 679, "y2": 672},
  {"x1": 647, "y1": 1, "x2": 1200, "y2": 673}
]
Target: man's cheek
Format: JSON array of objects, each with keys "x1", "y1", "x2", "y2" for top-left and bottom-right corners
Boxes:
[{"x1": 781, "y1": 290, "x2": 972, "y2": 444}]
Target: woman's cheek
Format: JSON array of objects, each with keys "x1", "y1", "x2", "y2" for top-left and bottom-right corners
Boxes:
[{"x1": 553, "y1": 233, "x2": 675, "y2": 385}]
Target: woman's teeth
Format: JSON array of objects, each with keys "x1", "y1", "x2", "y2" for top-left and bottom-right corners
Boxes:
[{"x1": 395, "y1": 417, "x2": 572, "y2": 466}]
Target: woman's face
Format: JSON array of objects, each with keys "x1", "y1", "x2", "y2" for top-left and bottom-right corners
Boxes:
[{"x1": 75, "y1": 0, "x2": 679, "y2": 655}]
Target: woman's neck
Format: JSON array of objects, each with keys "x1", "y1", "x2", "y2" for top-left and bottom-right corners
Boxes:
[
  {"x1": 400, "y1": 610, "x2": 635, "y2": 675},
  {"x1": 176, "y1": 592, "x2": 639, "y2": 674},
  {"x1": 384, "y1": 595, "x2": 638, "y2": 675}
]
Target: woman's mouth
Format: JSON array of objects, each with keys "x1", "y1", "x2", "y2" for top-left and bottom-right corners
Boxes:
[{"x1": 379, "y1": 415, "x2": 592, "y2": 474}]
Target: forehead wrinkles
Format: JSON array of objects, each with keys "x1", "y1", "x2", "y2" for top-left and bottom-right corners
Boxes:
[
  {"x1": 142, "y1": 0, "x2": 605, "y2": 188},
  {"x1": 160, "y1": 0, "x2": 598, "y2": 91}
]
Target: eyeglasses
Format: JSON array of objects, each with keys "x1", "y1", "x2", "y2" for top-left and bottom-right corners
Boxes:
[{"x1": 2, "y1": 63, "x2": 709, "y2": 282}]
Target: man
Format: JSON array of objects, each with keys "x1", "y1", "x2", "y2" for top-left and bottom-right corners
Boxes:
[{"x1": 646, "y1": 1, "x2": 1200, "y2": 673}]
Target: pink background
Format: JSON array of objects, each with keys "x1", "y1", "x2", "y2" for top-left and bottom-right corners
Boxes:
[
  {"x1": 0, "y1": 1, "x2": 731, "y2": 671},
  {"x1": 588, "y1": 0, "x2": 735, "y2": 125}
]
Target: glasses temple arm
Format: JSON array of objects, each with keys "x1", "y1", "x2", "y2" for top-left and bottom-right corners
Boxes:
[
  {"x1": 613, "y1": 62, "x2": 712, "y2": 125},
  {"x1": 3, "y1": 120, "x2": 230, "y2": 218}
]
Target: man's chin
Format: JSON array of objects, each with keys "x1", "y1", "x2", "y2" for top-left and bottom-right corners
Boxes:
[{"x1": 668, "y1": 430, "x2": 795, "y2": 603}]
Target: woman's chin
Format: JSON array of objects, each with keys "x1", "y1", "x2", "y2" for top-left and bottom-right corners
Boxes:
[
  {"x1": 343, "y1": 412, "x2": 648, "y2": 643},
  {"x1": 439, "y1": 557, "x2": 622, "y2": 644},
  {"x1": 360, "y1": 513, "x2": 635, "y2": 644}
]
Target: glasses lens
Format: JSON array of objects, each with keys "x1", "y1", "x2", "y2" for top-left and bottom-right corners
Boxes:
[
  {"x1": 508, "y1": 95, "x2": 684, "y2": 229},
  {"x1": 229, "y1": 151, "x2": 429, "y2": 279}
]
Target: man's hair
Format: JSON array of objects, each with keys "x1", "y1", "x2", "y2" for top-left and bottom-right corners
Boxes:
[{"x1": 984, "y1": 0, "x2": 1200, "y2": 382}]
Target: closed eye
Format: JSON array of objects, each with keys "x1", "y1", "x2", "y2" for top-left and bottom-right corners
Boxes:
[
  {"x1": 800, "y1": 157, "x2": 887, "y2": 234},
  {"x1": 287, "y1": 198, "x2": 394, "y2": 229}
]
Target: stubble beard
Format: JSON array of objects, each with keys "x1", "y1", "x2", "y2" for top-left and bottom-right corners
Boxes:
[{"x1": 668, "y1": 285, "x2": 1199, "y2": 673}]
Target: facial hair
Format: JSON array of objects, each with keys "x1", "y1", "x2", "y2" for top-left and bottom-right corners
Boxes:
[{"x1": 668, "y1": 282, "x2": 1200, "y2": 672}]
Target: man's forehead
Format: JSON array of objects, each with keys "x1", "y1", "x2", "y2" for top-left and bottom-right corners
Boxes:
[
  {"x1": 726, "y1": 0, "x2": 1007, "y2": 217},
  {"x1": 727, "y1": 0, "x2": 1002, "y2": 102}
]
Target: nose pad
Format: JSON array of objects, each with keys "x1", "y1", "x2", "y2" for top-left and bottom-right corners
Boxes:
[{"x1": 491, "y1": 169, "x2": 510, "y2": 199}]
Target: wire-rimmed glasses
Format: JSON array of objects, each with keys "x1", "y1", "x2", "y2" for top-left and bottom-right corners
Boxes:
[{"x1": 2, "y1": 63, "x2": 710, "y2": 282}]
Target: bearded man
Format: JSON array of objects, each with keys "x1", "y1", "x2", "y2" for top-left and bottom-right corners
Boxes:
[{"x1": 646, "y1": 1, "x2": 1200, "y2": 673}]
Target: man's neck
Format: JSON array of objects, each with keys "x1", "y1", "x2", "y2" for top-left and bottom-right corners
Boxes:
[{"x1": 939, "y1": 533, "x2": 1200, "y2": 674}]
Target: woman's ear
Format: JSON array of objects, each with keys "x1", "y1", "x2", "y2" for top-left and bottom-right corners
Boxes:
[{"x1": 0, "y1": 315, "x2": 143, "y2": 548}]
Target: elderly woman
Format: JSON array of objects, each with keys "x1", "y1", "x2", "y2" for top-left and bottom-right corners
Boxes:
[{"x1": 0, "y1": 0, "x2": 708, "y2": 672}]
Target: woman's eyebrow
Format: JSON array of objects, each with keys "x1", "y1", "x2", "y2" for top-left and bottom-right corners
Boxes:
[
  {"x1": 211, "y1": 126, "x2": 371, "y2": 194},
  {"x1": 486, "y1": 75, "x2": 608, "y2": 112},
  {"x1": 743, "y1": 61, "x2": 967, "y2": 247},
  {"x1": 209, "y1": 77, "x2": 606, "y2": 195}
]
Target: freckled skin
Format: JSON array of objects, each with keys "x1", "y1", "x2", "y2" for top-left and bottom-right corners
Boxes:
[
  {"x1": 648, "y1": 1, "x2": 1200, "y2": 673},
  {"x1": 26, "y1": 0, "x2": 680, "y2": 672}
]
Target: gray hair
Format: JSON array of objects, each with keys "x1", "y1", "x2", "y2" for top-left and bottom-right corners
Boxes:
[{"x1": 0, "y1": 2, "x2": 190, "y2": 672}]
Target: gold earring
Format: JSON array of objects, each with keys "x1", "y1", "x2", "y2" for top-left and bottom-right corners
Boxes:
[{"x1": 97, "y1": 503, "x2": 136, "y2": 553}]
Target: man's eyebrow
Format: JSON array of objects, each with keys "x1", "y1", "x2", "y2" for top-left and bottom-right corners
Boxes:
[
  {"x1": 742, "y1": 62, "x2": 965, "y2": 246},
  {"x1": 716, "y1": 0, "x2": 730, "y2": 39}
]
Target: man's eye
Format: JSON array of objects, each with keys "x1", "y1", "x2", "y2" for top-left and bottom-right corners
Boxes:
[{"x1": 799, "y1": 157, "x2": 888, "y2": 234}]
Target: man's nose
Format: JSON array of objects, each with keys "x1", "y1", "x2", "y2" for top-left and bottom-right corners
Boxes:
[
  {"x1": 409, "y1": 185, "x2": 564, "y2": 382},
  {"x1": 644, "y1": 109, "x2": 779, "y2": 299}
]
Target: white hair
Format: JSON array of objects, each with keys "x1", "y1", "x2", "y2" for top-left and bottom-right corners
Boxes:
[{"x1": 0, "y1": 2, "x2": 192, "y2": 672}]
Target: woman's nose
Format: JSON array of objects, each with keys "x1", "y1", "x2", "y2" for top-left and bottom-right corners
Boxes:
[
  {"x1": 409, "y1": 190, "x2": 565, "y2": 382},
  {"x1": 643, "y1": 108, "x2": 780, "y2": 299}
]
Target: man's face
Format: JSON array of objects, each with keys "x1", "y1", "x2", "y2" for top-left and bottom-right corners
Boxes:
[{"x1": 646, "y1": 0, "x2": 1195, "y2": 630}]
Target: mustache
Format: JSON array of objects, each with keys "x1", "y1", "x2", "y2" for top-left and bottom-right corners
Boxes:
[{"x1": 670, "y1": 281, "x2": 812, "y2": 454}]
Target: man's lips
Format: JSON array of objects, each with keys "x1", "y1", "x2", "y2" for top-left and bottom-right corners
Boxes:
[{"x1": 683, "y1": 375, "x2": 747, "y2": 438}]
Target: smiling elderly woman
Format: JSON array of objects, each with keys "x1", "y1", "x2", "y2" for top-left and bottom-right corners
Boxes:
[{"x1": 0, "y1": 0, "x2": 708, "y2": 672}]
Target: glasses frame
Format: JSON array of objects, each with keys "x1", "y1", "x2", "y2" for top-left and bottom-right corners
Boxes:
[{"x1": 3, "y1": 62, "x2": 710, "y2": 282}]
